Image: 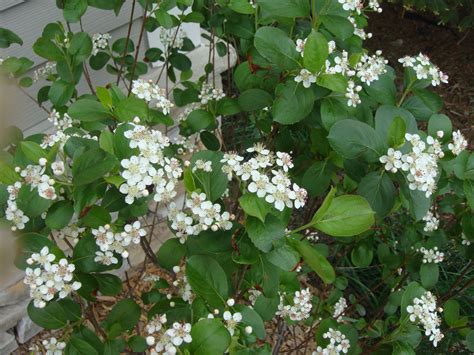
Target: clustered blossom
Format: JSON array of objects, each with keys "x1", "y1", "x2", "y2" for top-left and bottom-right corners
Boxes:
[
  {"x1": 168, "y1": 191, "x2": 234, "y2": 243},
  {"x1": 247, "y1": 288, "x2": 262, "y2": 306},
  {"x1": 56, "y1": 222, "x2": 85, "y2": 245},
  {"x1": 171, "y1": 265, "x2": 194, "y2": 303},
  {"x1": 192, "y1": 159, "x2": 212, "y2": 173},
  {"x1": 333, "y1": 297, "x2": 348, "y2": 323},
  {"x1": 42, "y1": 337, "x2": 66, "y2": 355},
  {"x1": 345, "y1": 81, "x2": 362, "y2": 107},
  {"x1": 221, "y1": 144, "x2": 307, "y2": 211},
  {"x1": 417, "y1": 247, "x2": 444, "y2": 264},
  {"x1": 24, "y1": 247, "x2": 81, "y2": 308},
  {"x1": 380, "y1": 133, "x2": 445, "y2": 198},
  {"x1": 118, "y1": 119, "x2": 183, "y2": 205},
  {"x1": 91, "y1": 33, "x2": 111, "y2": 56},
  {"x1": 398, "y1": 53, "x2": 448, "y2": 87},
  {"x1": 160, "y1": 27, "x2": 187, "y2": 51},
  {"x1": 276, "y1": 288, "x2": 313, "y2": 321},
  {"x1": 33, "y1": 61, "x2": 56, "y2": 82},
  {"x1": 5, "y1": 157, "x2": 64, "y2": 231},
  {"x1": 146, "y1": 314, "x2": 192, "y2": 355},
  {"x1": 422, "y1": 209, "x2": 439, "y2": 232},
  {"x1": 448, "y1": 130, "x2": 468, "y2": 155},
  {"x1": 406, "y1": 291, "x2": 444, "y2": 347},
  {"x1": 313, "y1": 328, "x2": 351, "y2": 355},
  {"x1": 198, "y1": 83, "x2": 226, "y2": 104},
  {"x1": 131, "y1": 79, "x2": 174, "y2": 114},
  {"x1": 338, "y1": 0, "x2": 381, "y2": 14},
  {"x1": 348, "y1": 15, "x2": 372, "y2": 39},
  {"x1": 92, "y1": 221, "x2": 146, "y2": 265}
]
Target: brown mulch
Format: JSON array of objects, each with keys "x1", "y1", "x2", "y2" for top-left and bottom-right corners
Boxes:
[{"x1": 366, "y1": 4, "x2": 474, "y2": 143}]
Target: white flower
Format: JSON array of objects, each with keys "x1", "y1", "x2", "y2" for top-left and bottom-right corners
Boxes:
[
  {"x1": 448, "y1": 130, "x2": 468, "y2": 156},
  {"x1": 248, "y1": 172, "x2": 272, "y2": 198},
  {"x1": 199, "y1": 83, "x2": 225, "y2": 104},
  {"x1": 277, "y1": 288, "x2": 312, "y2": 321},
  {"x1": 422, "y1": 210, "x2": 439, "y2": 232},
  {"x1": 313, "y1": 328, "x2": 351, "y2": 354},
  {"x1": 42, "y1": 337, "x2": 66, "y2": 355},
  {"x1": 296, "y1": 38, "x2": 307, "y2": 56},
  {"x1": 223, "y1": 311, "x2": 242, "y2": 335},
  {"x1": 51, "y1": 161, "x2": 65, "y2": 176},
  {"x1": 33, "y1": 62, "x2": 56, "y2": 82},
  {"x1": 345, "y1": 80, "x2": 362, "y2": 107},
  {"x1": 461, "y1": 233, "x2": 471, "y2": 246},
  {"x1": 27, "y1": 247, "x2": 55, "y2": 268},
  {"x1": 276, "y1": 152, "x2": 294, "y2": 172},
  {"x1": 123, "y1": 221, "x2": 146, "y2": 244},
  {"x1": 418, "y1": 246, "x2": 444, "y2": 264},
  {"x1": 398, "y1": 53, "x2": 448, "y2": 86},
  {"x1": 294, "y1": 69, "x2": 317, "y2": 88},
  {"x1": 379, "y1": 148, "x2": 403, "y2": 173},
  {"x1": 333, "y1": 297, "x2": 348, "y2": 322},
  {"x1": 94, "y1": 251, "x2": 118, "y2": 266},
  {"x1": 165, "y1": 322, "x2": 192, "y2": 346}
]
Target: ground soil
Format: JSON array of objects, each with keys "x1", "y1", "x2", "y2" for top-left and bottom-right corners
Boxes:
[{"x1": 366, "y1": 4, "x2": 474, "y2": 142}]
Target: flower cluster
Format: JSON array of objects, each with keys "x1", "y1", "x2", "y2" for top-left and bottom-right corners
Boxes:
[
  {"x1": 92, "y1": 221, "x2": 146, "y2": 265},
  {"x1": 313, "y1": 328, "x2": 351, "y2": 355},
  {"x1": 276, "y1": 288, "x2": 313, "y2": 321},
  {"x1": 338, "y1": 0, "x2": 381, "y2": 14},
  {"x1": 406, "y1": 291, "x2": 444, "y2": 347},
  {"x1": 24, "y1": 247, "x2": 81, "y2": 308},
  {"x1": 398, "y1": 53, "x2": 448, "y2": 86},
  {"x1": 117, "y1": 119, "x2": 184, "y2": 205},
  {"x1": 417, "y1": 247, "x2": 444, "y2": 264},
  {"x1": 198, "y1": 83, "x2": 226, "y2": 105},
  {"x1": 56, "y1": 222, "x2": 85, "y2": 246},
  {"x1": 221, "y1": 144, "x2": 307, "y2": 211},
  {"x1": 42, "y1": 337, "x2": 66, "y2": 355},
  {"x1": 448, "y1": 130, "x2": 468, "y2": 156},
  {"x1": 333, "y1": 297, "x2": 348, "y2": 323},
  {"x1": 91, "y1": 33, "x2": 111, "y2": 56},
  {"x1": 380, "y1": 133, "x2": 444, "y2": 197},
  {"x1": 159, "y1": 27, "x2": 187, "y2": 51},
  {"x1": 168, "y1": 192, "x2": 234, "y2": 243},
  {"x1": 33, "y1": 61, "x2": 56, "y2": 82},
  {"x1": 131, "y1": 79, "x2": 174, "y2": 114},
  {"x1": 146, "y1": 314, "x2": 192, "y2": 355},
  {"x1": 422, "y1": 209, "x2": 439, "y2": 232}
]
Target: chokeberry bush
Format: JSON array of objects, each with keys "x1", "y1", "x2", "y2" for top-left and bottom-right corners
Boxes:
[{"x1": 0, "y1": 0, "x2": 473, "y2": 354}]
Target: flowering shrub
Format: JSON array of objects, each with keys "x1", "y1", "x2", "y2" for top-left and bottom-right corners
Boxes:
[{"x1": 0, "y1": 0, "x2": 473, "y2": 354}]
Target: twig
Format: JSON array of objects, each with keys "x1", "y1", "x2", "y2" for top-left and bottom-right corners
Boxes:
[{"x1": 116, "y1": 0, "x2": 137, "y2": 86}]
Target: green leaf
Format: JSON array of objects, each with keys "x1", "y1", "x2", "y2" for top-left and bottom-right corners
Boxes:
[
  {"x1": 190, "y1": 319, "x2": 231, "y2": 355},
  {"x1": 72, "y1": 148, "x2": 117, "y2": 186},
  {"x1": 246, "y1": 215, "x2": 285, "y2": 252},
  {"x1": 0, "y1": 28, "x2": 23, "y2": 48},
  {"x1": 169, "y1": 53, "x2": 192, "y2": 71},
  {"x1": 467, "y1": 331, "x2": 474, "y2": 352},
  {"x1": 69, "y1": 32, "x2": 93, "y2": 64},
  {"x1": 428, "y1": 113, "x2": 452, "y2": 139},
  {"x1": 200, "y1": 131, "x2": 221, "y2": 151},
  {"x1": 254, "y1": 27, "x2": 299, "y2": 71},
  {"x1": 312, "y1": 195, "x2": 375, "y2": 237},
  {"x1": 351, "y1": 241, "x2": 373, "y2": 267},
  {"x1": 68, "y1": 99, "x2": 111, "y2": 122},
  {"x1": 94, "y1": 273, "x2": 122, "y2": 296},
  {"x1": 49, "y1": 80, "x2": 75, "y2": 107},
  {"x1": 114, "y1": 96, "x2": 148, "y2": 122},
  {"x1": 357, "y1": 172, "x2": 396, "y2": 217},
  {"x1": 0, "y1": 162, "x2": 20, "y2": 184},
  {"x1": 156, "y1": 238, "x2": 186, "y2": 270},
  {"x1": 186, "y1": 255, "x2": 228, "y2": 307},
  {"x1": 63, "y1": 0, "x2": 88, "y2": 23},
  {"x1": 254, "y1": 294, "x2": 279, "y2": 321},
  {"x1": 266, "y1": 244, "x2": 299, "y2": 271},
  {"x1": 316, "y1": 73, "x2": 347, "y2": 93},
  {"x1": 185, "y1": 109, "x2": 215, "y2": 133},
  {"x1": 273, "y1": 80, "x2": 315, "y2": 124},
  {"x1": 33, "y1": 38, "x2": 64, "y2": 61},
  {"x1": 301, "y1": 161, "x2": 334, "y2": 197},
  {"x1": 18, "y1": 141, "x2": 46, "y2": 163},
  {"x1": 239, "y1": 193, "x2": 272, "y2": 222},
  {"x1": 16, "y1": 185, "x2": 52, "y2": 217},
  {"x1": 303, "y1": 30, "x2": 328, "y2": 73},
  {"x1": 387, "y1": 116, "x2": 406, "y2": 148},
  {"x1": 288, "y1": 238, "x2": 335, "y2": 284},
  {"x1": 392, "y1": 341, "x2": 416, "y2": 355},
  {"x1": 28, "y1": 301, "x2": 68, "y2": 329},
  {"x1": 320, "y1": 15, "x2": 354, "y2": 40},
  {"x1": 320, "y1": 97, "x2": 350, "y2": 131},
  {"x1": 238, "y1": 89, "x2": 272, "y2": 112},
  {"x1": 420, "y1": 263, "x2": 439, "y2": 289},
  {"x1": 228, "y1": 0, "x2": 255, "y2": 14},
  {"x1": 103, "y1": 299, "x2": 141, "y2": 334},
  {"x1": 257, "y1": 0, "x2": 310, "y2": 17},
  {"x1": 364, "y1": 72, "x2": 396, "y2": 105},
  {"x1": 155, "y1": 9, "x2": 174, "y2": 28},
  {"x1": 328, "y1": 119, "x2": 384, "y2": 162},
  {"x1": 45, "y1": 200, "x2": 74, "y2": 229},
  {"x1": 81, "y1": 205, "x2": 111, "y2": 228},
  {"x1": 413, "y1": 88, "x2": 443, "y2": 113},
  {"x1": 73, "y1": 234, "x2": 121, "y2": 273},
  {"x1": 66, "y1": 336, "x2": 100, "y2": 355},
  {"x1": 234, "y1": 305, "x2": 266, "y2": 340}
]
